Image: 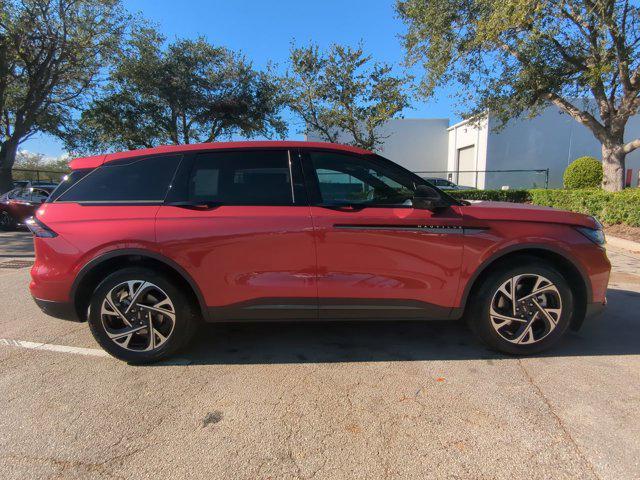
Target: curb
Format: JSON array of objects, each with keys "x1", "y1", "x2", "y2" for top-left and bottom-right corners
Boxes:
[{"x1": 606, "y1": 235, "x2": 640, "y2": 255}]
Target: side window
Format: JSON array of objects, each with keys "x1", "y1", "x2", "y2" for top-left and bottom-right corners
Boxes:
[
  {"x1": 48, "y1": 169, "x2": 93, "y2": 202},
  {"x1": 308, "y1": 151, "x2": 416, "y2": 206},
  {"x1": 30, "y1": 188, "x2": 51, "y2": 203},
  {"x1": 189, "y1": 150, "x2": 293, "y2": 205},
  {"x1": 58, "y1": 155, "x2": 180, "y2": 203}
]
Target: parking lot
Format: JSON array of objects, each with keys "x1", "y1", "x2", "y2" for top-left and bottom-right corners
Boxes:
[{"x1": 0, "y1": 230, "x2": 638, "y2": 479}]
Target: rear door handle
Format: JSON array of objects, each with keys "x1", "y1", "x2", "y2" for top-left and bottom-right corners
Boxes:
[{"x1": 165, "y1": 201, "x2": 221, "y2": 211}]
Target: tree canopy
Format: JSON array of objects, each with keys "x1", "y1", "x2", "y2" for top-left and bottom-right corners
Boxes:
[
  {"x1": 13, "y1": 150, "x2": 69, "y2": 174},
  {"x1": 0, "y1": 0, "x2": 128, "y2": 191},
  {"x1": 284, "y1": 43, "x2": 410, "y2": 151},
  {"x1": 397, "y1": 0, "x2": 640, "y2": 191},
  {"x1": 67, "y1": 29, "x2": 287, "y2": 154}
]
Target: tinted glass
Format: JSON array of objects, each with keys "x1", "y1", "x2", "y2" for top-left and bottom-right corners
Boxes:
[
  {"x1": 48, "y1": 169, "x2": 92, "y2": 202},
  {"x1": 189, "y1": 151, "x2": 293, "y2": 205},
  {"x1": 59, "y1": 156, "x2": 180, "y2": 202},
  {"x1": 309, "y1": 151, "x2": 416, "y2": 206}
]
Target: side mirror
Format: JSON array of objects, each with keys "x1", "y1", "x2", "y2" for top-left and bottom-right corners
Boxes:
[{"x1": 413, "y1": 185, "x2": 449, "y2": 210}]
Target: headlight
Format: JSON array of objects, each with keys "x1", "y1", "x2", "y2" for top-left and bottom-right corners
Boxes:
[{"x1": 576, "y1": 226, "x2": 606, "y2": 246}]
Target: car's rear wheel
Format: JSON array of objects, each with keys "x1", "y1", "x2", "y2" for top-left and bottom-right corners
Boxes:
[
  {"x1": 87, "y1": 267, "x2": 199, "y2": 363},
  {"x1": 467, "y1": 258, "x2": 574, "y2": 355},
  {"x1": 0, "y1": 211, "x2": 16, "y2": 231}
]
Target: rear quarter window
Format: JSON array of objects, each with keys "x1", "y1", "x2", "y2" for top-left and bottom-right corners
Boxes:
[
  {"x1": 48, "y1": 170, "x2": 91, "y2": 202},
  {"x1": 57, "y1": 155, "x2": 181, "y2": 203}
]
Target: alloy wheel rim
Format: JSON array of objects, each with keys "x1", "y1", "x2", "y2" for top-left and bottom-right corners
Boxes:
[
  {"x1": 0, "y1": 212, "x2": 9, "y2": 226},
  {"x1": 100, "y1": 280, "x2": 176, "y2": 352},
  {"x1": 489, "y1": 274, "x2": 562, "y2": 345}
]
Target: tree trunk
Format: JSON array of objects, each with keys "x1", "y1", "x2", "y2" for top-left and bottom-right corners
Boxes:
[
  {"x1": 0, "y1": 139, "x2": 19, "y2": 193},
  {"x1": 601, "y1": 143, "x2": 626, "y2": 192}
]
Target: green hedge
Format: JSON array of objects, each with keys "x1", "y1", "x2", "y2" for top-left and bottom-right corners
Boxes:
[
  {"x1": 450, "y1": 188, "x2": 640, "y2": 227},
  {"x1": 449, "y1": 189, "x2": 531, "y2": 203}
]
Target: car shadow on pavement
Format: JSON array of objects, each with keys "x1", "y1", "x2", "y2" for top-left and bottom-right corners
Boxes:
[{"x1": 167, "y1": 287, "x2": 640, "y2": 365}]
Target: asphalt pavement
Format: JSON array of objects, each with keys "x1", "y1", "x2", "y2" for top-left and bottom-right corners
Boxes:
[{"x1": 0, "y1": 230, "x2": 639, "y2": 479}]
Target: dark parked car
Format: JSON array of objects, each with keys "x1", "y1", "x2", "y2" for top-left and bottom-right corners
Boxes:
[
  {"x1": 29, "y1": 141, "x2": 609, "y2": 363},
  {"x1": 426, "y1": 177, "x2": 475, "y2": 190},
  {"x1": 1, "y1": 180, "x2": 59, "y2": 195},
  {"x1": 0, "y1": 184, "x2": 57, "y2": 230}
]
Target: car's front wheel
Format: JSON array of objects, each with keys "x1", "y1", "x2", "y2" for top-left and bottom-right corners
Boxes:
[
  {"x1": 467, "y1": 258, "x2": 574, "y2": 355},
  {"x1": 87, "y1": 267, "x2": 199, "y2": 363}
]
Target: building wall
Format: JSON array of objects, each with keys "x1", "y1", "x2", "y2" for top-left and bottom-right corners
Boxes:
[
  {"x1": 307, "y1": 108, "x2": 640, "y2": 190},
  {"x1": 447, "y1": 117, "x2": 489, "y2": 188},
  {"x1": 305, "y1": 118, "x2": 450, "y2": 173},
  {"x1": 450, "y1": 105, "x2": 640, "y2": 189}
]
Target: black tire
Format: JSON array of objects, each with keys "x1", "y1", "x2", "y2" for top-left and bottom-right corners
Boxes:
[
  {"x1": 466, "y1": 257, "x2": 574, "y2": 355},
  {"x1": 87, "y1": 267, "x2": 199, "y2": 363},
  {"x1": 0, "y1": 211, "x2": 16, "y2": 231}
]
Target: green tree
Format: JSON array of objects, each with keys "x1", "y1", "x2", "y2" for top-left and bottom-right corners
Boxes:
[
  {"x1": 285, "y1": 43, "x2": 410, "y2": 151},
  {"x1": 12, "y1": 150, "x2": 69, "y2": 181},
  {"x1": 68, "y1": 29, "x2": 287, "y2": 154},
  {"x1": 0, "y1": 0, "x2": 128, "y2": 192},
  {"x1": 14, "y1": 150, "x2": 68, "y2": 171},
  {"x1": 398, "y1": 0, "x2": 640, "y2": 191}
]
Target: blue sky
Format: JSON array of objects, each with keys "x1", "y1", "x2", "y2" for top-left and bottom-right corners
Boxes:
[{"x1": 23, "y1": 0, "x2": 457, "y2": 157}]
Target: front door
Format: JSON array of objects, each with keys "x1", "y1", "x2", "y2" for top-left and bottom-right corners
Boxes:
[
  {"x1": 156, "y1": 149, "x2": 317, "y2": 320},
  {"x1": 301, "y1": 150, "x2": 464, "y2": 320}
]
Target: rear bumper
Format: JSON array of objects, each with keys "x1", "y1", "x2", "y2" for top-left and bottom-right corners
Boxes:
[{"x1": 33, "y1": 297, "x2": 81, "y2": 322}]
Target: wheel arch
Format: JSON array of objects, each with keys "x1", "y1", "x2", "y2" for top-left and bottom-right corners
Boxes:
[
  {"x1": 460, "y1": 245, "x2": 591, "y2": 330},
  {"x1": 71, "y1": 249, "x2": 208, "y2": 322}
]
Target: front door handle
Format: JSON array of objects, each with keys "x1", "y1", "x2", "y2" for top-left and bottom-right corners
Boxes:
[{"x1": 317, "y1": 203, "x2": 366, "y2": 212}]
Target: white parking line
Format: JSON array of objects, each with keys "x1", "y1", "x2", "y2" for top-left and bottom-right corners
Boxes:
[{"x1": 0, "y1": 338, "x2": 109, "y2": 357}]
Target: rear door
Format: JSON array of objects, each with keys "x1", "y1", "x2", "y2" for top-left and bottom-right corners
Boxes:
[
  {"x1": 156, "y1": 149, "x2": 317, "y2": 320},
  {"x1": 50, "y1": 155, "x2": 181, "y2": 253},
  {"x1": 301, "y1": 149, "x2": 464, "y2": 320}
]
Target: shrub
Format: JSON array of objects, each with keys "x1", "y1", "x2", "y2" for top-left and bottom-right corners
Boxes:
[
  {"x1": 449, "y1": 189, "x2": 531, "y2": 203},
  {"x1": 450, "y1": 188, "x2": 640, "y2": 226},
  {"x1": 563, "y1": 156, "x2": 603, "y2": 189},
  {"x1": 530, "y1": 188, "x2": 640, "y2": 227}
]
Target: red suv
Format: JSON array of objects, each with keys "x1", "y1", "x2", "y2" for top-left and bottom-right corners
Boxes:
[{"x1": 29, "y1": 142, "x2": 610, "y2": 363}]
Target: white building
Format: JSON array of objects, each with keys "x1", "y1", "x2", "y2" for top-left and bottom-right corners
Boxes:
[
  {"x1": 306, "y1": 105, "x2": 640, "y2": 189},
  {"x1": 448, "y1": 106, "x2": 640, "y2": 189},
  {"x1": 306, "y1": 118, "x2": 449, "y2": 173}
]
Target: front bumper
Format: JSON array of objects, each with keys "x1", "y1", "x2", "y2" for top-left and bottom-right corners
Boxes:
[
  {"x1": 585, "y1": 299, "x2": 607, "y2": 319},
  {"x1": 33, "y1": 297, "x2": 81, "y2": 322},
  {"x1": 571, "y1": 299, "x2": 607, "y2": 331}
]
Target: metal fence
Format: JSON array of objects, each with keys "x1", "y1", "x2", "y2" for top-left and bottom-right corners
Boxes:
[
  {"x1": 11, "y1": 168, "x2": 68, "y2": 184},
  {"x1": 414, "y1": 169, "x2": 550, "y2": 190}
]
